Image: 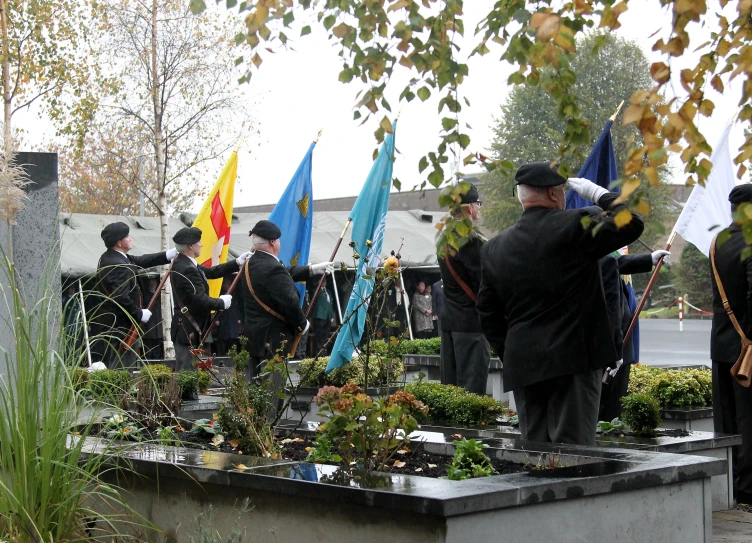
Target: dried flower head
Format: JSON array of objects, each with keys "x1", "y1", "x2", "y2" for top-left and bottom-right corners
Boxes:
[
  {"x1": 341, "y1": 382, "x2": 363, "y2": 396},
  {"x1": 332, "y1": 397, "x2": 355, "y2": 412},
  {"x1": 313, "y1": 385, "x2": 341, "y2": 406},
  {"x1": 0, "y1": 131, "x2": 29, "y2": 225}
]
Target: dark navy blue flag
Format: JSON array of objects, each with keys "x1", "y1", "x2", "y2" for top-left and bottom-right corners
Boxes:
[{"x1": 566, "y1": 119, "x2": 641, "y2": 363}]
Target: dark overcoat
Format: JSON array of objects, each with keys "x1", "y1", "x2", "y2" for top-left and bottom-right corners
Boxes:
[
  {"x1": 170, "y1": 253, "x2": 240, "y2": 346},
  {"x1": 238, "y1": 251, "x2": 311, "y2": 358},
  {"x1": 437, "y1": 233, "x2": 484, "y2": 333},
  {"x1": 476, "y1": 193, "x2": 644, "y2": 391}
]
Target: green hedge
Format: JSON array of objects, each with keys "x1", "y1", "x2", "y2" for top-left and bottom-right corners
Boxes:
[
  {"x1": 87, "y1": 370, "x2": 132, "y2": 400},
  {"x1": 369, "y1": 338, "x2": 442, "y2": 357},
  {"x1": 628, "y1": 365, "x2": 712, "y2": 408},
  {"x1": 404, "y1": 380, "x2": 506, "y2": 426},
  {"x1": 297, "y1": 355, "x2": 404, "y2": 388}
]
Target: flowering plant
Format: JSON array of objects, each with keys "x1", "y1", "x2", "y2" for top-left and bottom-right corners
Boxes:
[{"x1": 310, "y1": 382, "x2": 428, "y2": 472}]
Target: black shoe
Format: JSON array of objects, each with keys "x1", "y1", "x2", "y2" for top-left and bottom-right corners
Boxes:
[{"x1": 736, "y1": 490, "x2": 752, "y2": 504}]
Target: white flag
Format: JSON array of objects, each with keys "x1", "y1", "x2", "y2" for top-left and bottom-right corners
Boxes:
[{"x1": 673, "y1": 123, "x2": 735, "y2": 257}]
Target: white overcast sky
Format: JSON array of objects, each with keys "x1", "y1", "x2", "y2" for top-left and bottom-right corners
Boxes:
[{"x1": 19, "y1": 0, "x2": 743, "y2": 210}]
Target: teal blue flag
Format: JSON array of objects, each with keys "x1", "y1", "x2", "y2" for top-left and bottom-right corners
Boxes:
[
  {"x1": 268, "y1": 142, "x2": 315, "y2": 305},
  {"x1": 326, "y1": 124, "x2": 396, "y2": 373}
]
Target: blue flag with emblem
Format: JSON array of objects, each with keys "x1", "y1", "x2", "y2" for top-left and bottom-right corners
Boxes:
[
  {"x1": 268, "y1": 142, "x2": 315, "y2": 306},
  {"x1": 566, "y1": 119, "x2": 641, "y2": 363},
  {"x1": 326, "y1": 123, "x2": 397, "y2": 373}
]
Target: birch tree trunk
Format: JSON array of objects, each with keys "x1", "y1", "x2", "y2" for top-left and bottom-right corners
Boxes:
[{"x1": 150, "y1": 0, "x2": 174, "y2": 359}]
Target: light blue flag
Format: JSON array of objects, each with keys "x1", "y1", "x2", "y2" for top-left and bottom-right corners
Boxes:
[
  {"x1": 268, "y1": 142, "x2": 315, "y2": 305},
  {"x1": 326, "y1": 124, "x2": 396, "y2": 373}
]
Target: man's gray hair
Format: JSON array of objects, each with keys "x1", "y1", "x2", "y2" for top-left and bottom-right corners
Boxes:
[
  {"x1": 175, "y1": 242, "x2": 189, "y2": 253},
  {"x1": 517, "y1": 183, "x2": 551, "y2": 205},
  {"x1": 251, "y1": 234, "x2": 272, "y2": 250}
]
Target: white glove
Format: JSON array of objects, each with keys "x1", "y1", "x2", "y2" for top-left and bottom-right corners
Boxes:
[
  {"x1": 311, "y1": 261, "x2": 335, "y2": 275},
  {"x1": 87, "y1": 361, "x2": 107, "y2": 372},
  {"x1": 236, "y1": 251, "x2": 252, "y2": 265},
  {"x1": 219, "y1": 294, "x2": 232, "y2": 309},
  {"x1": 140, "y1": 309, "x2": 152, "y2": 323},
  {"x1": 165, "y1": 247, "x2": 178, "y2": 260},
  {"x1": 651, "y1": 250, "x2": 670, "y2": 266},
  {"x1": 566, "y1": 177, "x2": 609, "y2": 203},
  {"x1": 608, "y1": 359, "x2": 624, "y2": 378},
  {"x1": 302, "y1": 320, "x2": 310, "y2": 334}
]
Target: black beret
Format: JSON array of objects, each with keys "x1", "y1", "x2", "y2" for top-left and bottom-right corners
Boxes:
[
  {"x1": 249, "y1": 220, "x2": 281, "y2": 240},
  {"x1": 460, "y1": 184, "x2": 480, "y2": 205},
  {"x1": 173, "y1": 227, "x2": 202, "y2": 245},
  {"x1": 515, "y1": 161, "x2": 567, "y2": 187},
  {"x1": 101, "y1": 221, "x2": 129, "y2": 248},
  {"x1": 729, "y1": 184, "x2": 752, "y2": 205}
]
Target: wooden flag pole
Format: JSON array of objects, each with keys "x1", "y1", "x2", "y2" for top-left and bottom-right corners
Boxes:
[
  {"x1": 288, "y1": 217, "x2": 353, "y2": 356},
  {"x1": 623, "y1": 230, "x2": 676, "y2": 345},
  {"x1": 120, "y1": 263, "x2": 173, "y2": 353},
  {"x1": 199, "y1": 265, "x2": 244, "y2": 347}
]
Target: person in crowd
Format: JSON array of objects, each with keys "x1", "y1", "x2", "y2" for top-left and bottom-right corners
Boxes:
[
  {"x1": 170, "y1": 227, "x2": 250, "y2": 371},
  {"x1": 92, "y1": 221, "x2": 175, "y2": 368},
  {"x1": 598, "y1": 248, "x2": 669, "y2": 421},
  {"x1": 311, "y1": 275, "x2": 336, "y2": 355},
  {"x1": 431, "y1": 278, "x2": 444, "y2": 337},
  {"x1": 437, "y1": 184, "x2": 490, "y2": 395},
  {"x1": 411, "y1": 281, "x2": 434, "y2": 339},
  {"x1": 215, "y1": 276, "x2": 242, "y2": 357},
  {"x1": 141, "y1": 277, "x2": 164, "y2": 360},
  {"x1": 709, "y1": 184, "x2": 752, "y2": 504},
  {"x1": 239, "y1": 220, "x2": 333, "y2": 380},
  {"x1": 477, "y1": 162, "x2": 644, "y2": 446}
]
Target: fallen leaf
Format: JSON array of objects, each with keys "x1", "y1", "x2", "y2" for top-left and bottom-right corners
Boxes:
[
  {"x1": 396, "y1": 449, "x2": 408, "y2": 455},
  {"x1": 280, "y1": 437, "x2": 302, "y2": 444},
  {"x1": 393, "y1": 460, "x2": 406, "y2": 468},
  {"x1": 305, "y1": 447, "x2": 313, "y2": 452},
  {"x1": 271, "y1": 452, "x2": 281, "y2": 459},
  {"x1": 452, "y1": 434, "x2": 463, "y2": 439},
  {"x1": 350, "y1": 461, "x2": 357, "y2": 466},
  {"x1": 234, "y1": 464, "x2": 250, "y2": 471},
  {"x1": 229, "y1": 439, "x2": 239, "y2": 449},
  {"x1": 414, "y1": 468, "x2": 423, "y2": 472},
  {"x1": 211, "y1": 434, "x2": 225, "y2": 447},
  {"x1": 428, "y1": 464, "x2": 437, "y2": 468},
  {"x1": 212, "y1": 413, "x2": 218, "y2": 421}
]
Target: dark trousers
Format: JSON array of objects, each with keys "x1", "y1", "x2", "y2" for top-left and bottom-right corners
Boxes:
[
  {"x1": 175, "y1": 342, "x2": 195, "y2": 372},
  {"x1": 598, "y1": 362, "x2": 632, "y2": 422},
  {"x1": 440, "y1": 329, "x2": 490, "y2": 395},
  {"x1": 713, "y1": 361, "x2": 752, "y2": 496},
  {"x1": 514, "y1": 369, "x2": 602, "y2": 446},
  {"x1": 143, "y1": 338, "x2": 163, "y2": 360},
  {"x1": 415, "y1": 329, "x2": 433, "y2": 340}
]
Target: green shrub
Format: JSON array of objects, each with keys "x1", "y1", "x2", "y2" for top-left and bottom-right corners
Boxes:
[
  {"x1": 197, "y1": 370, "x2": 211, "y2": 394},
  {"x1": 627, "y1": 365, "x2": 664, "y2": 396},
  {"x1": 405, "y1": 380, "x2": 506, "y2": 426},
  {"x1": 651, "y1": 369, "x2": 709, "y2": 407},
  {"x1": 72, "y1": 368, "x2": 89, "y2": 391},
  {"x1": 88, "y1": 370, "x2": 132, "y2": 401},
  {"x1": 446, "y1": 438, "x2": 498, "y2": 480},
  {"x1": 297, "y1": 356, "x2": 404, "y2": 388},
  {"x1": 139, "y1": 363, "x2": 173, "y2": 385},
  {"x1": 177, "y1": 371, "x2": 199, "y2": 399},
  {"x1": 621, "y1": 393, "x2": 662, "y2": 437}
]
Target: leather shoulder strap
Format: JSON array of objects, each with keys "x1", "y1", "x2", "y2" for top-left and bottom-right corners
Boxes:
[
  {"x1": 244, "y1": 262, "x2": 286, "y2": 322},
  {"x1": 445, "y1": 255, "x2": 477, "y2": 303},
  {"x1": 711, "y1": 234, "x2": 751, "y2": 342},
  {"x1": 172, "y1": 286, "x2": 202, "y2": 334}
]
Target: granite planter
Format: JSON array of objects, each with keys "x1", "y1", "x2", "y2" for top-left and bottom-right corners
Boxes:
[
  {"x1": 282, "y1": 386, "x2": 401, "y2": 423},
  {"x1": 661, "y1": 406, "x2": 714, "y2": 432},
  {"x1": 83, "y1": 435, "x2": 723, "y2": 543}
]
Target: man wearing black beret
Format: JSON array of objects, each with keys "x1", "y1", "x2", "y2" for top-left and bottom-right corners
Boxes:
[
  {"x1": 170, "y1": 226, "x2": 252, "y2": 371},
  {"x1": 710, "y1": 183, "x2": 752, "y2": 504},
  {"x1": 436, "y1": 182, "x2": 490, "y2": 395},
  {"x1": 93, "y1": 221, "x2": 178, "y2": 368},
  {"x1": 477, "y1": 161, "x2": 644, "y2": 446},
  {"x1": 239, "y1": 219, "x2": 334, "y2": 380}
]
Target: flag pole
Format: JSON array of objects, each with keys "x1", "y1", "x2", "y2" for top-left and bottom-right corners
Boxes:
[
  {"x1": 120, "y1": 263, "x2": 173, "y2": 352},
  {"x1": 314, "y1": 128, "x2": 323, "y2": 143},
  {"x1": 609, "y1": 100, "x2": 625, "y2": 122},
  {"x1": 78, "y1": 279, "x2": 93, "y2": 368},
  {"x1": 199, "y1": 267, "x2": 243, "y2": 347},
  {"x1": 288, "y1": 217, "x2": 353, "y2": 356},
  {"x1": 623, "y1": 230, "x2": 676, "y2": 344}
]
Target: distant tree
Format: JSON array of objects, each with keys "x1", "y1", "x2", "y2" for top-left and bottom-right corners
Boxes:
[
  {"x1": 482, "y1": 31, "x2": 676, "y2": 245},
  {"x1": 675, "y1": 244, "x2": 713, "y2": 311}
]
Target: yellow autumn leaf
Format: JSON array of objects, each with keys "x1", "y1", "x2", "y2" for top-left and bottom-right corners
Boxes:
[
  {"x1": 393, "y1": 460, "x2": 406, "y2": 468},
  {"x1": 428, "y1": 464, "x2": 438, "y2": 468},
  {"x1": 304, "y1": 447, "x2": 313, "y2": 452},
  {"x1": 614, "y1": 209, "x2": 633, "y2": 228},
  {"x1": 622, "y1": 105, "x2": 644, "y2": 126},
  {"x1": 414, "y1": 468, "x2": 423, "y2": 472},
  {"x1": 229, "y1": 439, "x2": 239, "y2": 449},
  {"x1": 234, "y1": 464, "x2": 250, "y2": 471},
  {"x1": 634, "y1": 200, "x2": 651, "y2": 215}
]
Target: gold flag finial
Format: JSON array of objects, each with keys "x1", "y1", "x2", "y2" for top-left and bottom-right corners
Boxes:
[
  {"x1": 233, "y1": 136, "x2": 245, "y2": 153},
  {"x1": 609, "y1": 101, "x2": 625, "y2": 122},
  {"x1": 314, "y1": 128, "x2": 324, "y2": 143}
]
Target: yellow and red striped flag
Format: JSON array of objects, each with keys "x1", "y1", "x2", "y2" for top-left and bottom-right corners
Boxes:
[{"x1": 192, "y1": 151, "x2": 238, "y2": 298}]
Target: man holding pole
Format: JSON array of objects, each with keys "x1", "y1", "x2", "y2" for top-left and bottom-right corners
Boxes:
[
  {"x1": 710, "y1": 184, "x2": 752, "y2": 504},
  {"x1": 477, "y1": 162, "x2": 644, "y2": 446},
  {"x1": 170, "y1": 226, "x2": 251, "y2": 371},
  {"x1": 239, "y1": 220, "x2": 333, "y2": 380},
  {"x1": 93, "y1": 221, "x2": 177, "y2": 368}
]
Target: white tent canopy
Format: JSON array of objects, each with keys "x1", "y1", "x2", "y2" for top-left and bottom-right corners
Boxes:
[{"x1": 59, "y1": 210, "x2": 442, "y2": 277}]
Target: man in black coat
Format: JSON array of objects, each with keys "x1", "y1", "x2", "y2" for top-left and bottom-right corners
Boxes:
[
  {"x1": 92, "y1": 221, "x2": 175, "y2": 368},
  {"x1": 437, "y1": 184, "x2": 490, "y2": 395},
  {"x1": 477, "y1": 162, "x2": 644, "y2": 445},
  {"x1": 710, "y1": 183, "x2": 752, "y2": 504},
  {"x1": 170, "y1": 227, "x2": 250, "y2": 371},
  {"x1": 598, "y1": 250, "x2": 667, "y2": 421},
  {"x1": 239, "y1": 220, "x2": 333, "y2": 380}
]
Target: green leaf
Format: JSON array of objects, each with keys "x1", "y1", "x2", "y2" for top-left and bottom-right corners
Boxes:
[
  {"x1": 417, "y1": 87, "x2": 431, "y2": 101},
  {"x1": 227, "y1": 0, "x2": 237, "y2": 7},
  {"x1": 418, "y1": 156, "x2": 429, "y2": 173},
  {"x1": 301, "y1": 25, "x2": 312, "y2": 36},
  {"x1": 323, "y1": 15, "x2": 336, "y2": 30},
  {"x1": 189, "y1": 0, "x2": 206, "y2": 14},
  {"x1": 393, "y1": 177, "x2": 401, "y2": 190},
  {"x1": 283, "y1": 11, "x2": 294, "y2": 26},
  {"x1": 442, "y1": 117, "x2": 458, "y2": 130}
]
